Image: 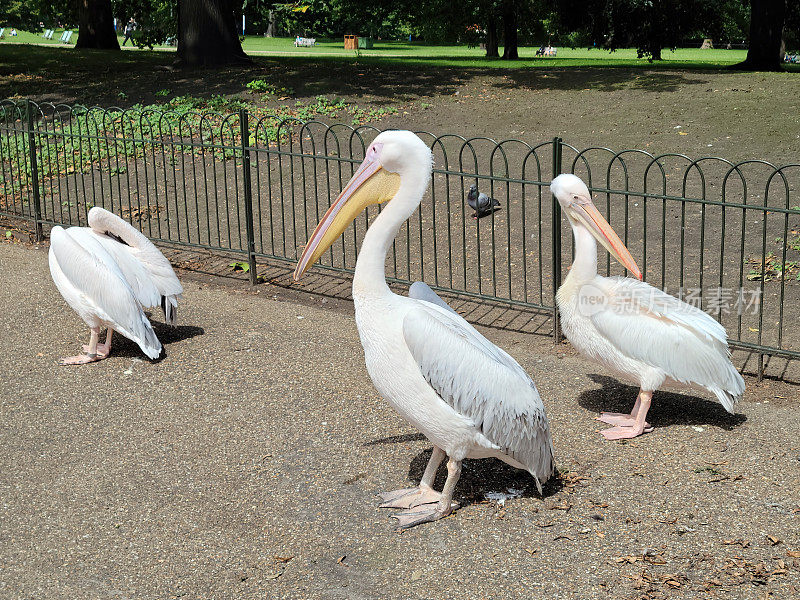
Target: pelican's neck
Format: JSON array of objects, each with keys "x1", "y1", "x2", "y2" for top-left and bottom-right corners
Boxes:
[
  {"x1": 563, "y1": 220, "x2": 598, "y2": 287},
  {"x1": 353, "y1": 180, "x2": 425, "y2": 300}
]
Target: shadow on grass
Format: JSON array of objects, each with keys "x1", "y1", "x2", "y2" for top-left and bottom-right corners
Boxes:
[
  {"x1": 578, "y1": 373, "x2": 747, "y2": 430},
  {"x1": 5, "y1": 44, "x2": 778, "y2": 109}
]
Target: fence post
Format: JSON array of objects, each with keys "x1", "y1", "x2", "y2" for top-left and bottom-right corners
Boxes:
[
  {"x1": 26, "y1": 99, "x2": 43, "y2": 242},
  {"x1": 551, "y1": 136, "x2": 563, "y2": 344},
  {"x1": 239, "y1": 108, "x2": 258, "y2": 285}
]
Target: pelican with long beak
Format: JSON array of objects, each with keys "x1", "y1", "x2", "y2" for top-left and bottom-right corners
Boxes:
[
  {"x1": 551, "y1": 174, "x2": 744, "y2": 440},
  {"x1": 295, "y1": 131, "x2": 554, "y2": 528}
]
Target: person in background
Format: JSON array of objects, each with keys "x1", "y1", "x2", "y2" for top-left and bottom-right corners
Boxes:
[{"x1": 122, "y1": 18, "x2": 135, "y2": 46}]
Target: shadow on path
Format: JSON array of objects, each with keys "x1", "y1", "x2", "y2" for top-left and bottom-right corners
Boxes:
[
  {"x1": 105, "y1": 323, "x2": 205, "y2": 362},
  {"x1": 578, "y1": 373, "x2": 747, "y2": 430}
]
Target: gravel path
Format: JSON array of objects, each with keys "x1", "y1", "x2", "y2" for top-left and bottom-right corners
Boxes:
[{"x1": 1, "y1": 239, "x2": 798, "y2": 599}]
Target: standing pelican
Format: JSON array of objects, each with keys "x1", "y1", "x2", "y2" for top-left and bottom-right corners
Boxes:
[
  {"x1": 49, "y1": 206, "x2": 183, "y2": 364},
  {"x1": 294, "y1": 131, "x2": 554, "y2": 528},
  {"x1": 551, "y1": 174, "x2": 744, "y2": 440}
]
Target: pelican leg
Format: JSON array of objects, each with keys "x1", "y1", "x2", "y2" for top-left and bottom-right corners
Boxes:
[
  {"x1": 600, "y1": 390, "x2": 654, "y2": 440},
  {"x1": 596, "y1": 391, "x2": 652, "y2": 430},
  {"x1": 391, "y1": 458, "x2": 461, "y2": 529},
  {"x1": 59, "y1": 327, "x2": 105, "y2": 365},
  {"x1": 378, "y1": 446, "x2": 445, "y2": 509},
  {"x1": 83, "y1": 328, "x2": 113, "y2": 358}
]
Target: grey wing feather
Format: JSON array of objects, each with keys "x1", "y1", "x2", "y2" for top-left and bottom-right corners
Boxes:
[
  {"x1": 402, "y1": 302, "x2": 554, "y2": 490},
  {"x1": 409, "y1": 281, "x2": 459, "y2": 316},
  {"x1": 409, "y1": 282, "x2": 528, "y2": 380}
]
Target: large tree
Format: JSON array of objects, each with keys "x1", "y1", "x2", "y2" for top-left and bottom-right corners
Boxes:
[
  {"x1": 501, "y1": 0, "x2": 519, "y2": 58},
  {"x1": 485, "y1": 16, "x2": 499, "y2": 57},
  {"x1": 555, "y1": 0, "x2": 718, "y2": 61},
  {"x1": 177, "y1": 0, "x2": 249, "y2": 66},
  {"x1": 75, "y1": 0, "x2": 120, "y2": 49},
  {"x1": 735, "y1": 0, "x2": 787, "y2": 70}
]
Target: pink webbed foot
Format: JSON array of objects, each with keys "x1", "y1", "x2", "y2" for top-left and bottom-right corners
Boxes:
[
  {"x1": 59, "y1": 353, "x2": 104, "y2": 366},
  {"x1": 378, "y1": 486, "x2": 442, "y2": 509},
  {"x1": 82, "y1": 343, "x2": 110, "y2": 358},
  {"x1": 599, "y1": 424, "x2": 654, "y2": 440},
  {"x1": 391, "y1": 501, "x2": 459, "y2": 529},
  {"x1": 596, "y1": 412, "x2": 651, "y2": 429}
]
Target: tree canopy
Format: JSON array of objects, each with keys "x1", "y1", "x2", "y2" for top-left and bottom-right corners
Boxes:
[{"x1": 1, "y1": 0, "x2": 797, "y2": 69}]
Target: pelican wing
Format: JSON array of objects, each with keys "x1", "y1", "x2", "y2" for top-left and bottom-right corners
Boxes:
[
  {"x1": 402, "y1": 300, "x2": 554, "y2": 490},
  {"x1": 409, "y1": 282, "x2": 529, "y2": 380},
  {"x1": 69, "y1": 228, "x2": 161, "y2": 310},
  {"x1": 409, "y1": 281, "x2": 459, "y2": 316},
  {"x1": 88, "y1": 207, "x2": 182, "y2": 323},
  {"x1": 50, "y1": 226, "x2": 162, "y2": 359},
  {"x1": 590, "y1": 277, "x2": 744, "y2": 410}
]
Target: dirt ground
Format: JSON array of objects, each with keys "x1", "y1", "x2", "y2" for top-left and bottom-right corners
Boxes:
[
  {"x1": 2, "y1": 47, "x2": 799, "y2": 163},
  {"x1": 1, "y1": 235, "x2": 800, "y2": 600}
]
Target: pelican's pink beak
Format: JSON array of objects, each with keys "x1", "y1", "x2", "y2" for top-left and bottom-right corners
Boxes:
[
  {"x1": 571, "y1": 200, "x2": 643, "y2": 281},
  {"x1": 294, "y1": 145, "x2": 401, "y2": 281}
]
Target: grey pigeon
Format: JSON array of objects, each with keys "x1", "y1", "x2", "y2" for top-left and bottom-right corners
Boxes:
[{"x1": 467, "y1": 184, "x2": 501, "y2": 219}]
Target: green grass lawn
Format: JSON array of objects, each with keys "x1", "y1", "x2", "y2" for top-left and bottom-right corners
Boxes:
[
  {"x1": 0, "y1": 27, "x2": 75, "y2": 45},
  {"x1": 239, "y1": 37, "x2": 750, "y2": 68},
  {"x1": 2, "y1": 30, "x2": 792, "y2": 70}
]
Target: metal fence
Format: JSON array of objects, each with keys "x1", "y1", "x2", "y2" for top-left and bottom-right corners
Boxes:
[{"x1": 2, "y1": 99, "x2": 799, "y2": 372}]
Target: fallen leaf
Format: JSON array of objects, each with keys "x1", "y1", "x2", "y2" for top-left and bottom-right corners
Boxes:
[
  {"x1": 723, "y1": 539, "x2": 751, "y2": 548},
  {"x1": 524, "y1": 548, "x2": 538, "y2": 555},
  {"x1": 265, "y1": 572, "x2": 282, "y2": 580},
  {"x1": 786, "y1": 550, "x2": 800, "y2": 558},
  {"x1": 767, "y1": 535, "x2": 782, "y2": 546},
  {"x1": 273, "y1": 555, "x2": 294, "y2": 563},
  {"x1": 410, "y1": 569, "x2": 423, "y2": 582}
]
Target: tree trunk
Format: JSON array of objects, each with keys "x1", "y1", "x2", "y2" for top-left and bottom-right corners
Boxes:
[
  {"x1": 650, "y1": 45, "x2": 662, "y2": 61},
  {"x1": 266, "y1": 10, "x2": 276, "y2": 37},
  {"x1": 485, "y1": 16, "x2": 499, "y2": 58},
  {"x1": 75, "y1": 0, "x2": 120, "y2": 50},
  {"x1": 735, "y1": 0, "x2": 787, "y2": 70},
  {"x1": 501, "y1": 1, "x2": 518, "y2": 60},
  {"x1": 177, "y1": 0, "x2": 250, "y2": 67}
]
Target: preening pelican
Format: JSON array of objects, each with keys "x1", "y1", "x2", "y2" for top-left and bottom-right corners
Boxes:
[
  {"x1": 294, "y1": 131, "x2": 554, "y2": 528},
  {"x1": 551, "y1": 174, "x2": 745, "y2": 440},
  {"x1": 49, "y1": 206, "x2": 183, "y2": 364}
]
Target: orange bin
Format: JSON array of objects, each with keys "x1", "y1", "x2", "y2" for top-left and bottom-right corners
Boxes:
[{"x1": 344, "y1": 34, "x2": 358, "y2": 50}]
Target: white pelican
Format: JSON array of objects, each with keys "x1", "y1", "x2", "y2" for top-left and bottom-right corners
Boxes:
[
  {"x1": 551, "y1": 174, "x2": 745, "y2": 440},
  {"x1": 294, "y1": 131, "x2": 554, "y2": 528},
  {"x1": 49, "y1": 206, "x2": 183, "y2": 364}
]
